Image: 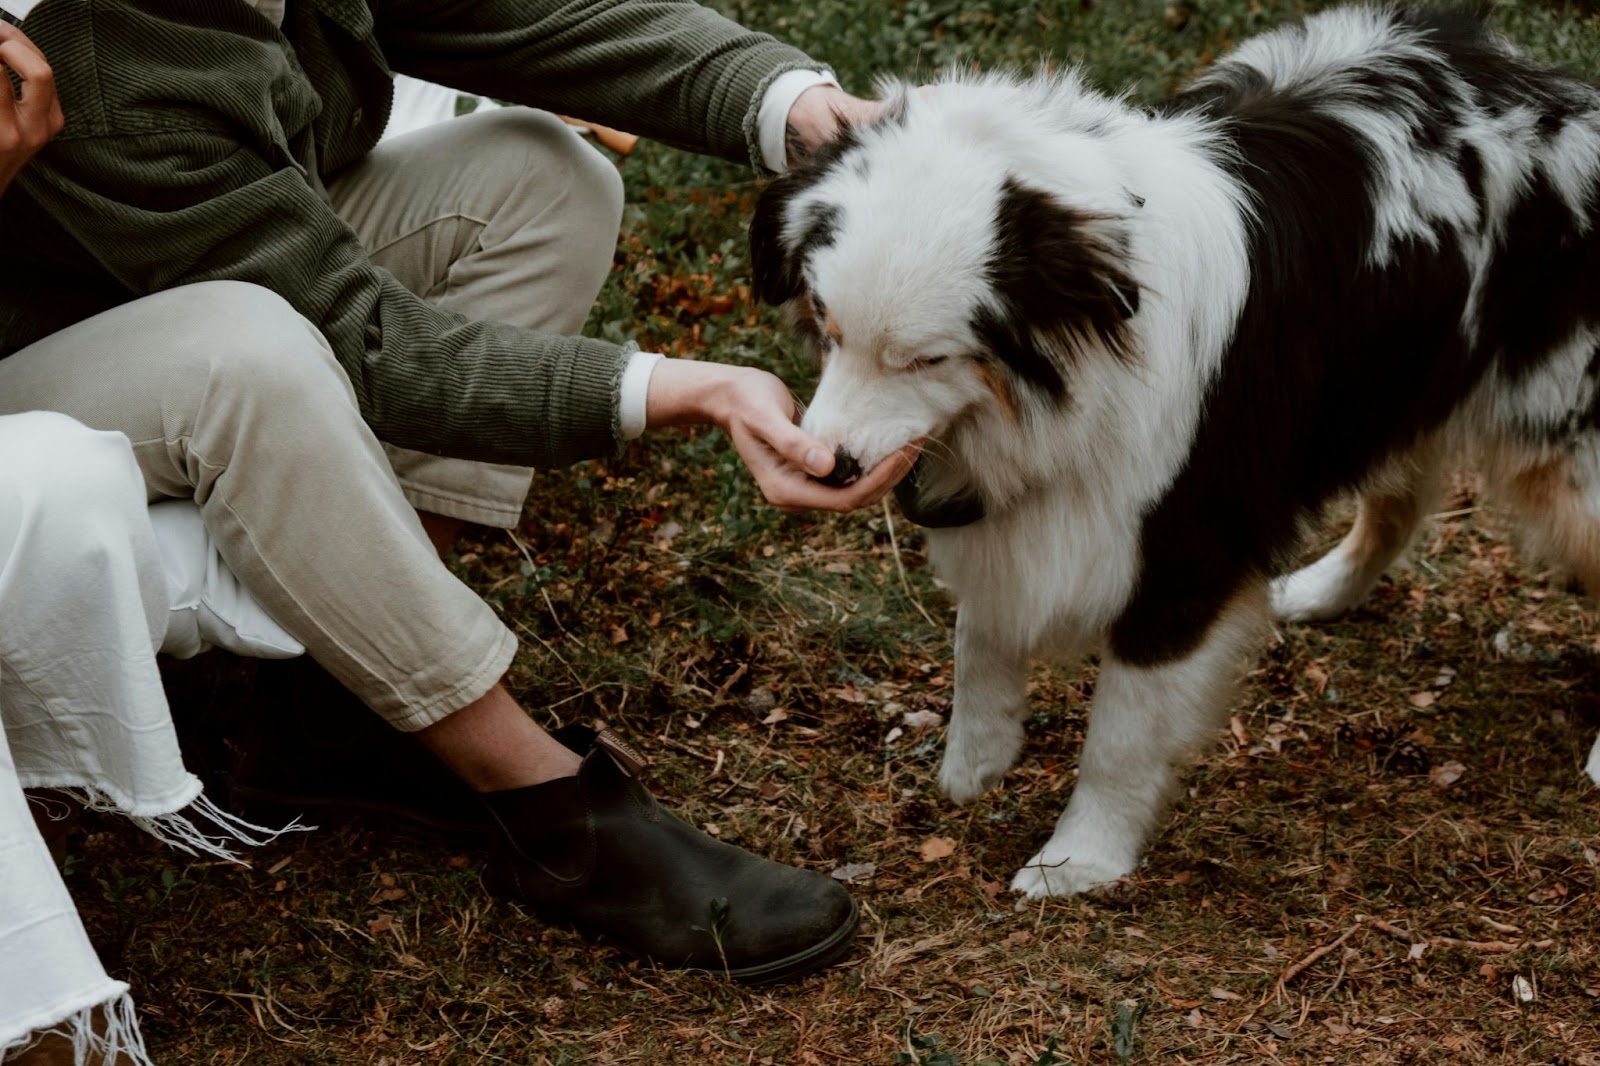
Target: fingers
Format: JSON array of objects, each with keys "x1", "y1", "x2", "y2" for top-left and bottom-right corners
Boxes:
[
  {"x1": 747, "y1": 437, "x2": 920, "y2": 514},
  {"x1": 0, "y1": 28, "x2": 60, "y2": 148},
  {"x1": 759, "y1": 412, "x2": 837, "y2": 479},
  {"x1": 0, "y1": 23, "x2": 48, "y2": 59}
]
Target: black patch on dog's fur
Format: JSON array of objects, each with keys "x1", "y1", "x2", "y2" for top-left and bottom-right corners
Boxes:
[
  {"x1": 1110, "y1": 11, "x2": 1553, "y2": 665},
  {"x1": 1480, "y1": 166, "x2": 1600, "y2": 384},
  {"x1": 973, "y1": 179, "x2": 1141, "y2": 400},
  {"x1": 751, "y1": 196, "x2": 842, "y2": 308}
]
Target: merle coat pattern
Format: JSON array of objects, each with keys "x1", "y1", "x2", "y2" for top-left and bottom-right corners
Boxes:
[{"x1": 751, "y1": 6, "x2": 1600, "y2": 896}]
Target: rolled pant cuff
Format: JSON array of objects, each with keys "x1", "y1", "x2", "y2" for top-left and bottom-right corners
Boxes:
[
  {"x1": 398, "y1": 484, "x2": 527, "y2": 530},
  {"x1": 381, "y1": 625, "x2": 519, "y2": 733}
]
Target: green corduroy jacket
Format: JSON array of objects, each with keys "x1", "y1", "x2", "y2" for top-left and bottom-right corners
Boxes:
[{"x1": 0, "y1": 0, "x2": 815, "y2": 467}]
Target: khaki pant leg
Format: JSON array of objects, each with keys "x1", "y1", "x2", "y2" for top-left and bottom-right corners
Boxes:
[
  {"x1": 0, "y1": 282, "x2": 515, "y2": 730},
  {"x1": 327, "y1": 107, "x2": 626, "y2": 527}
]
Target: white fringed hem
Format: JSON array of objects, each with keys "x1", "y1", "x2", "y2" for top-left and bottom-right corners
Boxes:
[
  {"x1": 34, "y1": 787, "x2": 313, "y2": 865},
  {"x1": 0, "y1": 989, "x2": 153, "y2": 1066}
]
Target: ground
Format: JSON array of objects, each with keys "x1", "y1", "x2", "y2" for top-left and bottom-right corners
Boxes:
[{"x1": 58, "y1": 1, "x2": 1600, "y2": 1062}]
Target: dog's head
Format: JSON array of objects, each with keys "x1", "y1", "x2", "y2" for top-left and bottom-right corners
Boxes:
[{"x1": 751, "y1": 76, "x2": 1144, "y2": 482}]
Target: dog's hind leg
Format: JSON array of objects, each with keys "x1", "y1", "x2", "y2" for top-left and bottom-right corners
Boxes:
[
  {"x1": 1493, "y1": 443, "x2": 1600, "y2": 593},
  {"x1": 939, "y1": 606, "x2": 1032, "y2": 805},
  {"x1": 1011, "y1": 583, "x2": 1272, "y2": 898},
  {"x1": 1491, "y1": 441, "x2": 1600, "y2": 788},
  {"x1": 1271, "y1": 436, "x2": 1444, "y2": 622}
]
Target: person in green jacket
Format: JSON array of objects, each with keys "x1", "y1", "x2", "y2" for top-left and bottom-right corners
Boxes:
[{"x1": 0, "y1": 0, "x2": 914, "y2": 983}]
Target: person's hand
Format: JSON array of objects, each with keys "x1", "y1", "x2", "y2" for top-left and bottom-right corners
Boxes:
[
  {"x1": 783, "y1": 84, "x2": 936, "y2": 169},
  {"x1": 645, "y1": 358, "x2": 918, "y2": 513},
  {"x1": 0, "y1": 23, "x2": 63, "y2": 196},
  {"x1": 783, "y1": 85, "x2": 880, "y2": 168}
]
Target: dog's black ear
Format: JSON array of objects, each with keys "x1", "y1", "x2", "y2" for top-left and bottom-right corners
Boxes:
[
  {"x1": 750, "y1": 180, "x2": 847, "y2": 309},
  {"x1": 750, "y1": 173, "x2": 808, "y2": 306},
  {"x1": 749, "y1": 176, "x2": 798, "y2": 306},
  {"x1": 751, "y1": 127, "x2": 866, "y2": 306},
  {"x1": 983, "y1": 178, "x2": 1142, "y2": 379}
]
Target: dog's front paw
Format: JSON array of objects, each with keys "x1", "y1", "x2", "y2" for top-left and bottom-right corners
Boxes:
[
  {"x1": 938, "y1": 719, "x2": 1023, "y2": 805},
  {"x1": 1270, "y1": 553, "x2": 1369, "y2": 623},
  {"x1": 1009, "y1": 844, "x2": 1133, "y2": 899}
]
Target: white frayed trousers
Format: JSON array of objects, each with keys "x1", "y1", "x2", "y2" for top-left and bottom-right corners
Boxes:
[{"x1": 0, "y1": 412, "x2": 301, "y2": 1066}]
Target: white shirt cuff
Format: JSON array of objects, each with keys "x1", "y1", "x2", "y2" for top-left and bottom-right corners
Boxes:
[
  {"x1": 758, "y1": 68, "x2": 838, "y2": 173},
  {"x1": 618, "y1": 350, "x2": 664, "y2": 440}
]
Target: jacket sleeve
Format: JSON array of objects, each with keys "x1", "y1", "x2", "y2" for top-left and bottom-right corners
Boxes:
[
  {"x1": 18, "y1": 128, "x2": 628, "y2": 469},
  {"x1": 375, "y1": 0, "x2": 820, "y2": 169}
]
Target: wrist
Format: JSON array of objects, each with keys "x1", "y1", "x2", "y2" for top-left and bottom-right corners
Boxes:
[{"x1": 644, "y1": 358, "x2": 742, "y2": 430}]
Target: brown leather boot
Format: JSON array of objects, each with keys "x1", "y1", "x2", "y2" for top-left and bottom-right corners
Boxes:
[{"x1": 482, "y1": 727, "x2": 858, "y2": 984}]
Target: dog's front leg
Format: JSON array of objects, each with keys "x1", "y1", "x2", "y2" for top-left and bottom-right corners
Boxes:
[
  {"x1": 939, "y1": 605, "x2": 1031, "y2": 805},
  {"x1": 1011, "y1": 584, "x2": 1270, "y2": 898}
]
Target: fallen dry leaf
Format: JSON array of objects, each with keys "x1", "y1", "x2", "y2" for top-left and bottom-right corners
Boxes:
[
  {"x1": 1408, "y1": 691, "x2": 1437, "y2": 708},
  {"x1": 761, "y1": 707, "x2": 790, "y2": 725},
  {"x1": 1429, "y1": 760, "x2": 1467, "y2": 787},
  {"x1": 368, "y1": 914, "x2": 393, "y2": 936},
  {"x1": 1304, "y1": 663, "x2": 1329, "y2": 694},
  {"x1": 920, "y1": 836, "x2": 957, "y2": 862},
  {"x1": 829, "y1": 862, "x2": 877, "y2": 882}
]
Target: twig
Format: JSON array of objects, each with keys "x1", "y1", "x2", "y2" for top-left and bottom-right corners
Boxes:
[
  {"x1": 512, "y1": 620, "x2": 587, "y2": 689},
  {"x1": 652, "y1": 732, "x2": 723, "y2": 765},
  {"x1": 1277, "y1": 923, "x2": 1363, "y2": 987},
  {"x1": 882, "y1": 498, "x2": 941, "y2": 629},
  {"x1": 1477, "y1": 914, "x2": 1521, "y2": 935},
  {"x1": 1363, "y1": 916, "x2": 1422, "y2": 945},
  {"x1": 711, "y1": 661, "x2": 749, "y2": 700},
  {"x1": 1429, "y1": 936, "x2": 1524, "y2": 953},
  {"x1": 504, "y1": 527, "x2": 587, "y2": 649},
  {"x1": 1362, "y1": 914, "x2": 1548, "y2": 954}
]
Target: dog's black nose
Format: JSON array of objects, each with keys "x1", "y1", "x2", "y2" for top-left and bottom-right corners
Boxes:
[{"x1": 813, "y1": 447, "x2": 863, "y2": 488}]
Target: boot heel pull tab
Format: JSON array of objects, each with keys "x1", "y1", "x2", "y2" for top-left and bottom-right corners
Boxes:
[{"x1": 595, "y1": 729, "x2": 647, "y2": 777}]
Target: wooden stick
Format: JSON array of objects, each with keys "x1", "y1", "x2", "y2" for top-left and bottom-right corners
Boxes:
[
  {"x1": 1363, "y1": 916, "x2": 1422, "y2": 944},
  {"x1": 1362, "y1": 915, "x2": 1550, "y2": 954},
  {"x1": 558, "y1": 116, "x2": 640, "y2": 156},
  {"x1": 1277, "y1": 924, "x2": 1363, "y2": 987}
]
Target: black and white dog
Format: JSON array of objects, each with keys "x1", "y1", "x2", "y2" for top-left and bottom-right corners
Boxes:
[{"x1": 751, "y1": 6, "x2": 1600, "y2": 896}]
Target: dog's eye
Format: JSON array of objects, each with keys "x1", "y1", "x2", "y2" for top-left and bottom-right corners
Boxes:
[{"x1": 906, "y1": 356, "x2": 948, "y2": 372}]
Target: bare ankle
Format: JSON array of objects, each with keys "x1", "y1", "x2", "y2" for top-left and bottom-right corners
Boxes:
[{"x1": 416, "y1": 684, "x2": 581, "y2": 791}]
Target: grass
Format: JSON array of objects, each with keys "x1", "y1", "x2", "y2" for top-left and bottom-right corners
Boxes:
[{"x1": 56, "y1": 0, "x2": 1600, "y2": 1062}]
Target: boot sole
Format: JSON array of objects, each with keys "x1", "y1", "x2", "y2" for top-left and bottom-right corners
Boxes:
[
  {"x1": 485, "y1": 863, "x2": 862, "y2": 986},
  {"x1": 720, "y1": 897, "x2": 861, "y2": 985}
]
